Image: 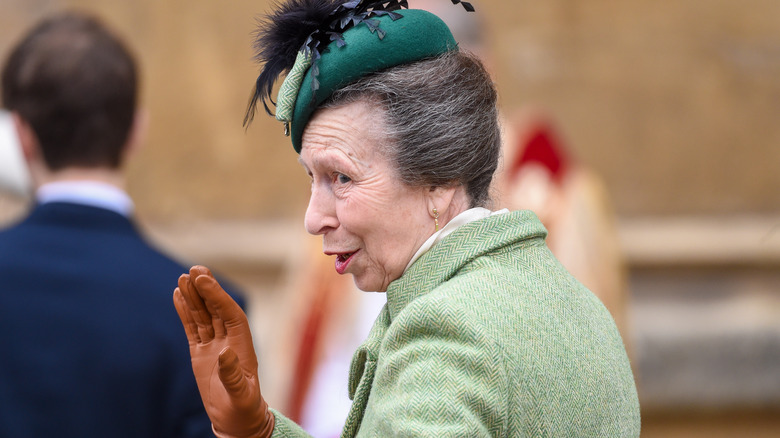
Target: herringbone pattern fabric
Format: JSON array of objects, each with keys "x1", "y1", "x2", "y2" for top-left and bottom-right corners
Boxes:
[
  {"x1": 275, "y1": 51, "x2": 312, "y2": 123},
  {"x1": 271, "y1": 210, "x2": 640, "y2": 437}
]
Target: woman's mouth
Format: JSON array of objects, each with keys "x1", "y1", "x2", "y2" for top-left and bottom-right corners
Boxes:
[{"x1": 334, "y1": 251, "x2": 357, "y2": 274}]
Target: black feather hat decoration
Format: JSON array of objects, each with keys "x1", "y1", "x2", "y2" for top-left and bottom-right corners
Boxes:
[{"x1": 243, "y1": 0, "x2": 475, "y2": 127}]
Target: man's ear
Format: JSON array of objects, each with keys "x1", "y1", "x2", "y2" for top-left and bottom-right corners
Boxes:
[
  {"x1": 11, "y1": 112, "x2": 40, "y2": 163},
  {"x1": 5, "y1": 112, "x2": 39, "y2": 192},
  {"x1": 122, "y1": 108, "x2": 148, "y2": 161}
]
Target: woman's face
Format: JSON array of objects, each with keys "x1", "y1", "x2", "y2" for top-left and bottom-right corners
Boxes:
[{"x1": 300, "y1": 100, "x2": 434, "y2": 292}]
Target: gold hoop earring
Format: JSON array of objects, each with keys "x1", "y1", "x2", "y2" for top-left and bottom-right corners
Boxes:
[{"x1": 432, "y1": 207, "x2": 439, "y2": 231}]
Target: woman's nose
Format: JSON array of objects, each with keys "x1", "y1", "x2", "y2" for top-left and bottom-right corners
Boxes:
[{"x1": 304, "y1": 186, "x2": 338, "y2": 235}]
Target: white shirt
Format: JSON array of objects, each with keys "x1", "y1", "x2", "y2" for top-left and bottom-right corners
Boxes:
[{"x1": 37, "y1": 180, "x2": 134, "y2": 217}]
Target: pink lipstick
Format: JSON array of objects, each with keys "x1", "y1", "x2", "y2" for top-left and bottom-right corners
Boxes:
[{"x1": 334, "y1": 251, "x2": 357, "y2": 274}]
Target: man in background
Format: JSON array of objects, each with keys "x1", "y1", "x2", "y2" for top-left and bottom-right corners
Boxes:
[{"x1": 0, "y1": 12, "x2": 242, "y2": 437}]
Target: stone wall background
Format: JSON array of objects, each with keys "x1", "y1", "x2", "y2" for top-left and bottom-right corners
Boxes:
[
  {"x1": 489, "y1": 0, "x2": 780, "y2": 218},
  {"x1": 3, "y1": 0, "x2": 778, "y2": 222}
]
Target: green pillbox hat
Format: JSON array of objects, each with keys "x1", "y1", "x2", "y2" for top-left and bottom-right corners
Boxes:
[{"x1": 284, "y1": 9, "x2": 457, "y2": 152}]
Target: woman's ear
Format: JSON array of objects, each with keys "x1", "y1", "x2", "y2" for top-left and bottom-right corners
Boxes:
[
  {"x1": 426, "y1": 185, "x2": 459, "y2": 220},
  {"x1": 427, "y1": 184, "x2": 472, "y2": 227}
]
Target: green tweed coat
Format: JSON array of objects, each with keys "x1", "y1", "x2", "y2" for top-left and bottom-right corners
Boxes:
[{"x1": 271, "y1": 210, "x2": 641, "y2": 437}]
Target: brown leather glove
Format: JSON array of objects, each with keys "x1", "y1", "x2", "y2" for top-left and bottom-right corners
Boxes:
[{"x1": 173, "y1": 266, "x2": 275, "y2": 438}]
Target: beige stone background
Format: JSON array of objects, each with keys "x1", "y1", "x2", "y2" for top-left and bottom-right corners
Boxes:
[{"x1": 1, "y1": 0, "x2": 779, "y2": 436}]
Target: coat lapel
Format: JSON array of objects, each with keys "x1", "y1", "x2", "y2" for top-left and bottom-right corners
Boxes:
[{"x1": 341, "y1": 305, "x2": 390, "y2": 438}]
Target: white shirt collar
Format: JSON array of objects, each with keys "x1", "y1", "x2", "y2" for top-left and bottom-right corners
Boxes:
[
  {"x1": 37, "y1": 180, "x2": 134, "y2": 217},
  {"x1": 404, "y1": 207, "x2": 510, "y2": 272}
]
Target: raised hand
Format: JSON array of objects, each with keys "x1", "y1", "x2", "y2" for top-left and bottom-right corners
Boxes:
[{"x1": 173, "y1": 266, "x2": 274, "y2": 438}]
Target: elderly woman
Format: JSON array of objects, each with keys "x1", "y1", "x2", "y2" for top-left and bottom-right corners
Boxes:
[{"x1": 173, "y1": 1, "x2": 641, "y2": 437}]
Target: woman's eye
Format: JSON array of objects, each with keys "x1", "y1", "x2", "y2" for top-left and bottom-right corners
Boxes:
[{"x1": 336, "y1": 173, "x2": 351, "y2": 184}]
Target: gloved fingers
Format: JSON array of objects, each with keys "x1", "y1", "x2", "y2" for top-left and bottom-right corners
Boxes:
[
  {"x1": 180, "y1": 271, "x2": 216, "y2": 343},
  {"x1": 190, "y1": 266, "x2": 228, "y2": 338},
  {"x1": 217, "y1": 347, "x2": 257, "y2": 411},
  {"x1": 191, "y1": 266, "x2": 258, "y2": 371},
  {"x1": 173, "y1": 287, "x2": 201, "y2": 345},
  {"x1": 191, "y1": 266, "x2": 248, "y2": 332}
]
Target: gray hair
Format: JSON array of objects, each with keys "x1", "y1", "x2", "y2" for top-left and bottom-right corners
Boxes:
[{"x1": 320, "y1": 50, "x2": 501, "y2": 208}]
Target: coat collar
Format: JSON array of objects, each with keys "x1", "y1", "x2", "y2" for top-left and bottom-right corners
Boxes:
[
  {"x1": 385, "y1": 209, "x2": 547, "y2": 322},
  {"x1": 24, "y1": 201, "x2": 138, "y2": 236}
]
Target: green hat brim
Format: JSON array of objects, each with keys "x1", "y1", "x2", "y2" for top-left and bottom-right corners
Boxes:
[{"x1": 290, "y1": 9, "x2": 457, "y2": 153}]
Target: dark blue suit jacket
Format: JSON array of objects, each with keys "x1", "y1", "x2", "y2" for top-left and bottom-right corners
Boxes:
[{"x1": 0, "y1": 202, "x2": 244, "y2": 437}]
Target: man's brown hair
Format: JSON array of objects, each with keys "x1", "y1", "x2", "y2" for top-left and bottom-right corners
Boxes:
[{"x1": 1, "y1": 12, "x2": 137, "y2": 170}]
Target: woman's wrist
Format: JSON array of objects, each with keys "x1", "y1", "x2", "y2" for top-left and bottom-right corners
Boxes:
[
  {"x1": 211, "y1": 409, "x2": 275, "y2": 438},
  {"x1": 212, "y1": 424, "x2": 262, "y2": 438}
]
